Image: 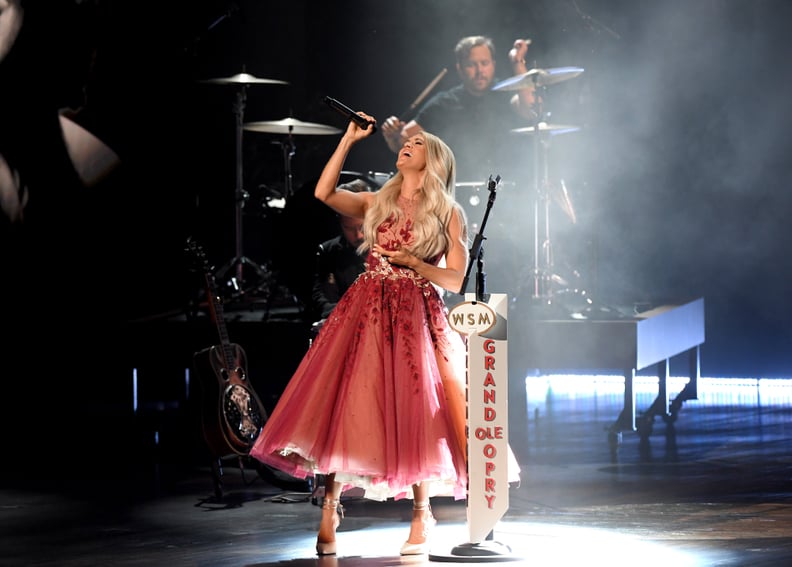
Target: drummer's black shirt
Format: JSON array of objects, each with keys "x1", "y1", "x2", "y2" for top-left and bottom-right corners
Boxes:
[{"x1": 413, "y1": 83, "x2": 535, "y2": 185}]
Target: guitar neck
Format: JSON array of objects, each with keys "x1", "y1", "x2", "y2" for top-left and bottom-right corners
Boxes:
[{"x1": 204, "y1": 276, "x2": 236, "y2": 370}]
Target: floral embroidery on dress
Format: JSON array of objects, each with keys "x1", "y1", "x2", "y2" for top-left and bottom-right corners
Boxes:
[{"x1": 378, "y1": 214, "x2": 414, "y2": 252}]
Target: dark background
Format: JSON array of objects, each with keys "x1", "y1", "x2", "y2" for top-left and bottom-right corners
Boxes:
[
  {"x1": 116, "y1": 0, "x2": 792, "y2": 377},
  {"x1": 2, "y1": 0, "x2": 791, "y2": 461}
]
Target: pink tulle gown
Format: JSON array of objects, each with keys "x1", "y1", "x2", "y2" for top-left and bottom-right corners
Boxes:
[{"x1": 249, "y1": 197, "x2": 469, "y2": 501}]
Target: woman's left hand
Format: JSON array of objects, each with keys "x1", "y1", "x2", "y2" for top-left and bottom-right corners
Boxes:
[{"x1": 374, "y1": 244, "x2": 417, "y2": 269}]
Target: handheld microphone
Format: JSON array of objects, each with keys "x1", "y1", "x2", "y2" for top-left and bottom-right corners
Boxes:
[{"x1": 324, "y1": 96, "x2": 377, "y2": 133}]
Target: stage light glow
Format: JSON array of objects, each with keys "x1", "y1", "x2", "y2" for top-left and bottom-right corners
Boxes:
[
  {"x1": 524, "y1": 374, "x2": 792, "y2": 409},
  {"x1": 210, "y1": 520, "x2": 709, "y2": 565}
]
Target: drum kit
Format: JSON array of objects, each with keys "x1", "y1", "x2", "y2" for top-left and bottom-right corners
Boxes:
[
  {"x1": 199, "y1": 62, "x2": 587, "y2": 308},
  {"x1": 198, "y1": 71, "x2": 342, "y2": 296},
  {"x1": 490, "y1": 64, "x2": 586, "y2": 307}
]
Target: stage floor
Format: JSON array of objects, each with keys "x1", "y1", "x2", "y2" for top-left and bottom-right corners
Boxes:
[{"x1": 2, "y1": 375, "x2": 791, "y2": 566}]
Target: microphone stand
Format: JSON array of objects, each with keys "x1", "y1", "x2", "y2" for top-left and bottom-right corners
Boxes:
[
  {"x1": 451, "y1": 175, "x2": 511, "y2": 558},
  {"x1": 459, "y1": 175, "x2": 500, "y2": 303}
]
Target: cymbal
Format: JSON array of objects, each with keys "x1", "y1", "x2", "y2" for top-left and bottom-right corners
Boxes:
[
  {"x1": 511, "y1": 122, "x2": 581, "y2": 136},
  {"x1": 492, "y1": 66, "x2": 584, "y2": 91},
  {"x1": 199, "y1": 72, "x2": 289, "y2": 86},
  {"x1": 243, "y1": 118, "x2": 342, "y2": 136}
]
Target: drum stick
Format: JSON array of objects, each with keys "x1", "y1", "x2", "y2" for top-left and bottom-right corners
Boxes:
[{"x1": 400, "y1": 68, "x2": 448, "y2": 119}]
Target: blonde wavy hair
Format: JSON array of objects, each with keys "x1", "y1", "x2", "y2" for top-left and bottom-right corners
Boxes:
[{"x1": 359, "y1": 131, "x2": 467, "y2": 261}]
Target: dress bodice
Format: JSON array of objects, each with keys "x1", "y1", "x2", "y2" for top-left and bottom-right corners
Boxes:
[
  {"x1": 370, "y1": 196, "x2": 442, "y2": 268},
  {"x1": 375, "y1": 196, "x2": 416, "y2": 250}
]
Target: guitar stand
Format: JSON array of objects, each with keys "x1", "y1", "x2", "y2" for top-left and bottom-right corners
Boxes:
[
  {"x1": 210, "y1": 456, "x2": 227, "y2": 500},
  {"x1": 208, "y1": 454, "x2": 262, "y2": 500}
]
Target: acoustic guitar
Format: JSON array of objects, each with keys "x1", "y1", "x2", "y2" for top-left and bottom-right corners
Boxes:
[{"x1": 186, "y1": 238, "x2": 267, "y2": 458}]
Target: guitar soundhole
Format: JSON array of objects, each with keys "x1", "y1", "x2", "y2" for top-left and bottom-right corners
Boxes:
[{"x1": 223, "y1": 384, "x2": 265, "y2": 446}]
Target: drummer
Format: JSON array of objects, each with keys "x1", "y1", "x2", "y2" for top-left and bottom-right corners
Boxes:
[{"x1": 381, "y1": 35, "x2": 539, "y2": 183}]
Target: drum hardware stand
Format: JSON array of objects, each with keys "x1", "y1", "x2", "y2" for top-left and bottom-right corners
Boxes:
[
  {"x1": 244, "y1": 116, "x2": 343, "y2": 201},
  {"x1": 528, "y1": 83, "x2": 554, "y2": 303},
  {"x1": 526, "y1": 117, "x2": 595, "y2": 317},
  {"x1": 272, "y1": 131, "x2": 296, "y2": 199},
  {"x1": 489, "y1": 65, "x2": 585, "y2": 305},
  {"x1": 215, "y1": 85, "x2": 270, "y2": 297},
  {"x1": 491, "y1": 65, "x2": 586, "y2": 313}
]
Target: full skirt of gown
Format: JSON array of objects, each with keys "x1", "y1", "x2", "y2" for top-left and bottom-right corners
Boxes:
[{"x1": 249, "y1": 252, "x2": 469, "y2": 501}]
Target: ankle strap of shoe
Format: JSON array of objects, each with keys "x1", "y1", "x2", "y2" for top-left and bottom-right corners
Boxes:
[
  {"x1": 413, "y1": 500, "x2": 430, "y2": 511},
  {"x1": 322, "y1": 498, "x2": 344, "y2": 517}
]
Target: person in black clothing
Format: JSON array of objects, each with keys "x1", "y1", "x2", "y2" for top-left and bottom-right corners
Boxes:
[
  {"x1": 381, "y1": 35, "x2": 537, "y2": 183},
  {"x1": 309, "y1": 178, "x2": 373, "y2": 326}
]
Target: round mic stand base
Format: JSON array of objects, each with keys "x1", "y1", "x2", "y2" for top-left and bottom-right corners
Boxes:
[{"x1": 429, "y1": 540, "x2": 523, "y2": 563}]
